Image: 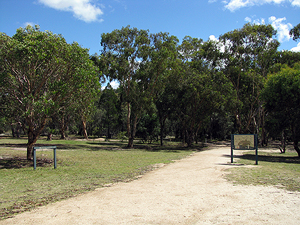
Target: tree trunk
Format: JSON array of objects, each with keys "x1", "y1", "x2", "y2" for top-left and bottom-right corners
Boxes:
[
  {"x1": 280, "y1": 130, "x2": 286, "y2": 153},
  {"x1": 127, "y1": 114, "x2": 138, "y2": 148},
  {"x1": 60, "y1": 130, "x2": 66, "y2": 140},
  {"x1": 291, "y1": 124, "x2": 300, "y2": 157},
  {"x1": 26, "y1": 118, "x2": 47, "y2": 160},
  {"x1": 128, "y1": 137, "x2": 134, "y2": 148},
  {"x1": 186, "y1": 129, "x2": 194, "y2": 147},
  {"x1": 236, "y1": 113, "x2": 242, "y2": 134},
  {"x1": 126, "y1": 102, "x2": 132, "y2": 148},
  {"x1": 159, "y1": 117, "x2": 166, "y2": 146},
  {"x1": 293, "y1": 140, "x2": 300, "y2": 157},
  {"x1": 260, "y1": 107, "x2": 267, "y2": 147},
  {"x1": 47, "y1": 133, "x2": 52, "y2": 141},
  {"x1": 60, "y1": 116, "x2": 66, "y2": 139},
  {"x1": 27, "y1": 127, "x2": 38, "y2": 160},
  {"x1": 82, "y1": 119, "x2": 88, "y2": 139}
]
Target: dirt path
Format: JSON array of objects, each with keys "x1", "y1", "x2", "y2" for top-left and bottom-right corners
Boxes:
[{"x1": 2, "y1": 147, "x2": 300, "y2": 224}]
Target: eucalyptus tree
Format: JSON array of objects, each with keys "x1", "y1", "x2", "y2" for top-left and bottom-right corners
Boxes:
[
  {"x1": 100, "y1": 26, "x2": 178, "y2": 147},
  {"x1": 99, "y1": 83, "x2": 119, "y2": 139},
  {"x1": 0, "y1": 26, "x2": 100, "y2": 159},
  {"x1": 155, "y1": 82, "x2": 178, "y2": 146},
  {"x1": 216, "y1": 23, "x2": 280, "y2": 143},
  {"x1": 174, "y1": 36, "x2": 233, "y2": 146},
  {"x1": 273, "y1": 51, "x2": 300, "y2": 71},
  {"x1": 261, "y1": 63, "x2": 300, "y2": 157}
]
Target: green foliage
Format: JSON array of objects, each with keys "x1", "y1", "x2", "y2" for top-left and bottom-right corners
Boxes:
[
  {"x1": 262, "y1": 64, "x2": 300, "y2": 114},
  {"x1": 1, "y1": 22, "x2": 300, "y2": 150},
  {"x1": 262, "y1": 63, "x2": 300, "y2": 156},
  {"x1": 99, "y1": 84, "x2": 119, "y2": 138},
  {"x1": 0, "y1": 25, "x2": 100, "y2": 158},
  {"x1": 136, "y1": 111, "x2": 160, "y2": 143},
  {"x1": 215, "y1": 23, "x2": 280, "y2": 135},
  {"x1": 100, "y1": 26, "x2": 179, "y2": 147},
  {"x1": 290, "y1": 23, "x2": 300, "y2": 41},
  {"x1": 116, "y1": 131, "x2": 128, "y2": 142}
]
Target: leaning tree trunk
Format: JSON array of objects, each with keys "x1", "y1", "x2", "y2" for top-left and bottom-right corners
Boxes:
[
  {"x1": 26, "y1": 118, "x2": 47, "y2": 160},
  {"x1": 293, "y1": 140, "x2": 300, "y2": 157},
  {"x1": 27, "y1": 129, "x2": 37, "y2": 160}
]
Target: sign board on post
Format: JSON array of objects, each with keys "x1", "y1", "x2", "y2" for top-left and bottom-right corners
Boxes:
[
  {"x1": 231, "y1": 134, "x2": 258, "y2": 165},
  {"x1": 33, "y1": 146, "x2": 57, "y2": 170}
]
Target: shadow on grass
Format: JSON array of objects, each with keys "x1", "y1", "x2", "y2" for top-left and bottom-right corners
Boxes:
[
  {"x1": 86, "y1": 141, "x2": 205, "y2": 152},
  {"x1": 0, "y1": 157, "x2": 53, "y2": 169},
  {"x1": 225, "y1": 153, "x2": 300, "y2": 164},
  {"x1": 0, "y1": 140, "x2": 206, "y2": 169}
]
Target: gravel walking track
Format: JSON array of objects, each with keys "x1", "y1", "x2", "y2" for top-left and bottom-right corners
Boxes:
[{"x1": 1, "y1": 147, "x2": 300, "y2": 225}]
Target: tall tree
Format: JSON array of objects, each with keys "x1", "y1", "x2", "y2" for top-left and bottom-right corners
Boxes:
[
  {"x1": 99, "y1": 83, "x2": 119, "y2": 139},
  {"x1": 261, "y1": 63, "x2": 300, "y2": 157},
  {"x1": 172, "y1": 37, "x2": 233, "y2": 146},
  {"x1": 216, "y1": 23, "x2": 279, "y2": 142},
  {"x1": 100, "y1": 26, "x2": 178, "y2": 147},
  {"x1": 0, "y1": 26, "x2": 100, "y2": 159}
]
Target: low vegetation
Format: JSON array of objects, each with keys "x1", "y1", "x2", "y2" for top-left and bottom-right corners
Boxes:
[
  {"x1": 0, "y1": 137, "x2": 195, "y2": 219},
  {"x1": 226, "y1": 148, "x2": 300, "y2": 192}
]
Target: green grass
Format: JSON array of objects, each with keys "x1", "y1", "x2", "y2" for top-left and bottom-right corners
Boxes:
[
  {"x1": 226, "y1": 150, "x2": 300, "y2": 192},
  {"x1": 0, "y1": 137, "x2": 195, "y2": 219}
]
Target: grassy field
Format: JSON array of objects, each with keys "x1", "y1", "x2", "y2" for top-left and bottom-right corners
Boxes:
[
  {"x1": 0, "y1": 137, "x2": 196, "y2": 219},
  {"x1": 1, "y1": 137, "x2": 299, "y2": 220},
  {"x1": 226, "y1": 148, "x2": 300, "y2": 192}
]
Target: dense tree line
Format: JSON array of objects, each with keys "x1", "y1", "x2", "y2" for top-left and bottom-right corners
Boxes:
[{"x1": 1, "y1": 23, "x2": 300, "y2": 159}]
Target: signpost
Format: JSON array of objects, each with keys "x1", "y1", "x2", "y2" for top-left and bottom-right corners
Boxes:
[
  {"x1": 231, "y1": 134, "x2": 258, "y2": 165},
  {"x1": 33, "y1": 146, "x2": 57, "y2": 170}
]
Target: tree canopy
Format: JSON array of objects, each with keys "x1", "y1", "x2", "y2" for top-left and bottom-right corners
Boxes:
[
  {"x1": 1, "y1": 23, "x2": 300, "y2": 157},
  {"x1": 0, "y1": 25, "x2": 100, "y2": 159},
  {"x1": 262, "y1": 63, "x2": 300, "y2": 156}
]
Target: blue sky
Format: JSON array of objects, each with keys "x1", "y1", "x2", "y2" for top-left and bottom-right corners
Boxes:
[{"x1": 1, "y1": 0, "x2": 299, "y2": 57}]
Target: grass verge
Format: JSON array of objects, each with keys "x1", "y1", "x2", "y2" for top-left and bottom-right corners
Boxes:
[
  {"x1": 0, "y1": 137, "x2": 195, "y2": 219},
  {"x1": 226, "y1": 149, "x2": 300, "y2": 192}
]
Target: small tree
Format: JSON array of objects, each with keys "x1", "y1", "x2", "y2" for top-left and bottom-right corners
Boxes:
[{"x1": 0, "y1": 26, "x2": 100, "y2": 159}]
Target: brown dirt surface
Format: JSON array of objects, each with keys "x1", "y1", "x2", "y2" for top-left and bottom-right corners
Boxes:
[{"x1": 1, "y1": 147, "x2": 300, "y2": 224}]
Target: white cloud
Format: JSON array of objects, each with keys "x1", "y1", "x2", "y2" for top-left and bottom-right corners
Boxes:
[
  {"x1": 291, "y1": 0, "x2": 300, "y2": 7},
  {"x1": 268, "y1": 16, "x2": 293, "y2": 42},
  {"x1": 244, "y1": 16, "x2": 265, "y2": 25},
  {"x1": 209, "y1": 35, "x2": 227, "y2": 53},
  {"x1": 225, "y1": 0, "x2": 253, "y2": 11},
  {"x1": 221, "y1": 0, "x2": 298, "y2": 11},
  {"x1": 110, "y1": 80, "x2": 119, "y2": 89},
  {"x1": 243, "y1": 16, "x2": 292, "y2": 43},
  {"x1": 209, "y1": 35, "x2": 218, "y2": 42},
  {"x1": 245, "y1": 17, "x2": 252, "y2": 23},
  {"x1": 291, "y1": 42, "x2": 300, "y2": 52},
  {"x1": 38, "y1": 0, "x2": 103, "y2": 22},
  {"x1": 24, "y1": 22, "x2": 36, "y2": 27}
]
